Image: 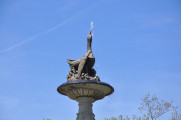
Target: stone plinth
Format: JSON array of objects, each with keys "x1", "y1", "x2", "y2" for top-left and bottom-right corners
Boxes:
[
  {"x1": 57, "y1": 80, "x2": 114, "y2": 120},
  {"x1": 76, "y1": 97, "x2": 95, "y2": 120}
]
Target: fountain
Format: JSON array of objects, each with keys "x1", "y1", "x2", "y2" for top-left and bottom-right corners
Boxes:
[{"x1": 57, "y1": 25, "x2": 114, "y2": 120}]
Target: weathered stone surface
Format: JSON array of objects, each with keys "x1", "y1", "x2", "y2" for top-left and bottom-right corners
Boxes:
[
  {"x1": 57, "y1": 80, "x2": 114, "y2": 101},
  {"x1": 67, "y1": 31, "x2": 100, "y2": 82},
  {"x1": 57, "y1": 80, "x2": 114, "y2": 120},
  {"x1": 57, "y1": 30, "x2": 114, "y2": 120},
  {"x1": 76, "y1": 97, "x2": 95, "y2": 120}
]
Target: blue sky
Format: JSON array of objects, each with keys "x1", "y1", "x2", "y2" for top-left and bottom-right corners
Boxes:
[{"x1": 0, "y1": 0, "x2": 181, "y2": 120}]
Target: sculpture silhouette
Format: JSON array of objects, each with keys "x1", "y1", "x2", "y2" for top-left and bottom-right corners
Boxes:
[{"x1": 67, "y1": 31, "x2": 99, "y2": 82}]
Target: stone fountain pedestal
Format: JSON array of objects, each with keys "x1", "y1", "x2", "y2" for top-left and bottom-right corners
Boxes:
[{"x1": 57, "y1": 80, "x2": 114, "y2": 120}]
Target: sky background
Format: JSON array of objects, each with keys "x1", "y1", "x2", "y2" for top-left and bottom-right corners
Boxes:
[{"x1": 0, "y1": 0, "x2": 181, "y2": 120}]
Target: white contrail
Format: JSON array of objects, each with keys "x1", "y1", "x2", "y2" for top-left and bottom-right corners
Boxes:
[
  {"x1": 0, "y1": 2, "x2": 98, "y2": 53},
  {"x1": 0, "y1": 16, "x2": 76, "y2": 53},
  {"x1": 0, "y1": 35, "x2": 38, "y2": 53}
]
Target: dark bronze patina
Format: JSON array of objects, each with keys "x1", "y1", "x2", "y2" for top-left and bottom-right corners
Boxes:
[{"x1": 67, "y1": 31, "x2": 99, "y2": 82}]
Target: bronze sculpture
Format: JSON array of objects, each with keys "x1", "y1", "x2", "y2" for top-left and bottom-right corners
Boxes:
[
  {"x1": 57, "y1": 29, "x2": 114, "y2": 120},
  {"x1": 67, "y1": 31, "x2": 99, "y2": 82}
]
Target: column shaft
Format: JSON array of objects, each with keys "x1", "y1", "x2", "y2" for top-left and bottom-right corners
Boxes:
[{"x1": 76, "y1": 97, "x2": 95, "y2": 120}]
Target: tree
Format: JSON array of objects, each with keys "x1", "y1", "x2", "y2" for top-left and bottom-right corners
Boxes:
[
  {"x1": 105, "y1": 115, "x2": 148, "y2": 120},
  {"x1": 172, "y1": 107, "x2": 181, "y2": 120},
  {"x1": 105, "y1": 93, "x2": 181, "y2": 120},
  {"x1": 43, "y1": 118, "x2": 51, "y2": 120},
  {"x1": 138, "y1": 92, "x2": 174, "y2": 120}
]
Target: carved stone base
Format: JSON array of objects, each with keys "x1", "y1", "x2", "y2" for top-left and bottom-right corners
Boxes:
[
  {"x1": 57, "y1": 80, "x2": 114, "y2": 100},
  {"x1": 57, "y1": 80, "x2": 114, "y2": 120},
  {"x1": 76, "y1": 97, "x2": 95, "y2": 120}
]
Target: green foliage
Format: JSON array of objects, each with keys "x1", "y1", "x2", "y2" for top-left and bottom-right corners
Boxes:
[
  {"x1": 43, "y1": 118, "x2": 51, "y2": 120},
  {"x1": 105, "y1": 115, "x2": 124, "y2": 120},
  {"x1": 105, "y1": 114, "x2": 148, "y2": 120},
  {"x1": 105, "y1": 93, "x2": 181, "y2": 120},
  {"x1": 172, "y1": 107, "x2": 181, "y2": 120},
  {"x1": 138, "y1": 92, "x2": 174, "y2": 120}
]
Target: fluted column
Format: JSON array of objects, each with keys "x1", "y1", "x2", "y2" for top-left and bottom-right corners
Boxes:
[{"x1": 76, "y1": 97, "x2": 95, "y2": 120}]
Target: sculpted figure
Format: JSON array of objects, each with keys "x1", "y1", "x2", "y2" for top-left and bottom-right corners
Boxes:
[{"x1": 67, "y1": 31, "x2": 99, "y2": 82}]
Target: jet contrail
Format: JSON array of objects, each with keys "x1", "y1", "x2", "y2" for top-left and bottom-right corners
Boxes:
[
  {"x1": 0, "y1": 2, "x2": 98, "y2": 53},
  {"x1": 0, "y1": 35, "x2": 38, "y2": 53},
  {"x1": 0, "y1": 15, "x2": 78, "y2": 53}
]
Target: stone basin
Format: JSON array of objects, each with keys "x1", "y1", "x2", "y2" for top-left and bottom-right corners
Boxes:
[{"x1": 57, "y1": 80, "x2": 114, "y2": 101}]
